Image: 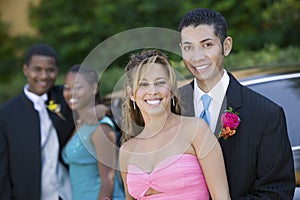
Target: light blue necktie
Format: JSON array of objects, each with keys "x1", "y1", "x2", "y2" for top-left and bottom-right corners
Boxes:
[{"x1": 200, "y1": 94, "x2": 211, "y2": 126}]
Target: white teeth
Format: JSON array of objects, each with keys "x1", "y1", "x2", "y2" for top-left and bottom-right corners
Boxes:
[
  {"x1": 69, "y1": 98, "x2": 78, "y2": 103},
  {"x1": 195, "y1": 65, "x2": 208, "y2": 70},
  {"x1": 39, "y1": 81, "x2": 47, "y2": 87},
  {"x1": 146, "y1": 99, "x2": 160, "y2": 105}
]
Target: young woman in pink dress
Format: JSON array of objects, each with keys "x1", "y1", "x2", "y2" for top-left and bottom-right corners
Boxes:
[{"x1": 119, "y1": 49, "x2": 231, "y2": 200}]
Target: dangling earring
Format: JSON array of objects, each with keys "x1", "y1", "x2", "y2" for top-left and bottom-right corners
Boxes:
[
  {"x1": 132, "y1": 101, "x2": 136, "y2": 110},
  {"x1": 172, "y1": 98, "x2": 175, "y2": 107}
]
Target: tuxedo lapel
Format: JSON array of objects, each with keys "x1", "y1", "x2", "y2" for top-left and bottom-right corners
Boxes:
[
  {"x1": 46, "y1": 86, "x2": 74, "y2": 148},
  {"x1": 215, "y1": 98, "x2": 227, "y2": 137},
  {"x1": 215, "y1": 72, "x2": 243, "y2": 137},
  {"x1": 226, "y1": 73, "x2": 243, "y2": 110},
  {"x1": 179, "y1": 81, "x2": 195, "y2": 117}
]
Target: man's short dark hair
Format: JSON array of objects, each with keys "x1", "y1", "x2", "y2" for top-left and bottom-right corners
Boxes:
[
  {"x1": 24, "y1": 43, "x2": 58, "y2": 65},
  {"x1": 178, "y1": 8, "x2": 228, "y2": 44}
]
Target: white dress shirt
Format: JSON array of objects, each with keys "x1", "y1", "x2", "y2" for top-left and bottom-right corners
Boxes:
[
  {"x1": 24, "y1": 85, "x2": 71, "y2": 200},
  {"x1": 193, "y1": 70, "x2": 230, "y2": 133}
]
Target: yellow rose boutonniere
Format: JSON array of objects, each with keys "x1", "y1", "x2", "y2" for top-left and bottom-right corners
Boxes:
[{"x1": 47, "y1": 100, "x2": 66, "y2": 121}]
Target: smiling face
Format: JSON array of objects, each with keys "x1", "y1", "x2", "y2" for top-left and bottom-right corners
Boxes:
[
  {"x1": 23, "y1": 55, "x2": 58, "y2": 96},
  {"x1": 132, "y1": 63, "x2": 172, "y2": 116},
  {"x1": 180, "y1": 25, "x2": 232, "y2": 91},
  {"x1": 63, "y1": 72, "x2": 97, "y2": 114}
]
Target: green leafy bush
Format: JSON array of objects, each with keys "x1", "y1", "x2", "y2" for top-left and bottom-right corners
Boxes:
[{"x1": 1, "y1": 45, "x2": 300, "y2": 103}]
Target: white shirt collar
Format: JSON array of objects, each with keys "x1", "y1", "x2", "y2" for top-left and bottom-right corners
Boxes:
[
  {"x1": 193, "y1": 69, "x2": 230, "y2": 130},
  {"x1": 194, "y1": 69, "x2": 229, "y2": 104},
  {"x1": 24, "y1": 84, "x2": 48, "y2": 111},
  {"x1": 209, "y1": 70, "x2": 230, "y2": 105}
]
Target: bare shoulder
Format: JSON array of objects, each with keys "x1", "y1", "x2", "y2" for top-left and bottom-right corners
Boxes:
[
  {"x1": 91, "y1": 123, "x2": 114, "y2": 141},
  {"x1": 180, "y1": 116, "x2": 208, "y2": 128},
  {"x1": 179, "y1": 116, "x2": 211, "y2": 138},
  {"x1": 120, "y1": 138, "x2": 137, "y2": 155},
  {"x1": 119, "y1": 139, "x2": 137, "y2": 170},
  {"x1": 98, "y1": 123, "x2": 114, "y2": 134}
]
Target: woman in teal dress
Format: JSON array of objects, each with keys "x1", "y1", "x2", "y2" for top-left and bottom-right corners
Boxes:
[{"x1": 62, "y1": 64, "x2": 125, "y2": 200}]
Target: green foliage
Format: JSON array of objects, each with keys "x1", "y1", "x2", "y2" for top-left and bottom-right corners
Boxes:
[
  {"x1": 28, "y1": 0, "x2": 189, "y2": 71},
  {"x1": 0, "y1": 20, "x2": 18, "y2": 78},
  {"x1": 29, "y1": 0, "x2": 100, "y2": 70},
  {"x1": 210, "y1": 0, "x2": 300, "y2": 50},
  {"x1": 0, "y1": 19, "x2": 38, "y2": 81},
  {"x1": 170, "y1": 44, "x2": 300, "y2": 74},
  {"x1": 27, "y1": 0, "x2": 300, "y2": 71},
  {"x1": 0, "y1": 71, "x2": 26, "y2": 104},
  {"x1": 262, "y1": 0, "x2": 300, "y2": 47},
  {"x1": 98, "y1": 66, "x2": 126, "y2": 98},
  {"x1": 1, "y1": 45, "x2": 300, "y2": 103},
  {"x1": 1, "y1": 0, "x2": 300, "y2": 102},
  {"x1": 224, "y1": 45, "x2": 300, "y2": 70},
  {"x1": 170, "y1": 45, "x2": 300, "y2": 80}
]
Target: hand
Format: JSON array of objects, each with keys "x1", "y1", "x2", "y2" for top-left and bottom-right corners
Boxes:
[
  {"x1": 95, "y1": 104, "x2": 109, "y2": 120},
  {"x1": 77, "y1": 104, "x2": 108, "y2": 125}
]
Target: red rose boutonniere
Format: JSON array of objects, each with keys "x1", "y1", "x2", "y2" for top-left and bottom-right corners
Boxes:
[
  {"x1": 218, "y1": 107, "x2": 241, "y2": 140},
  {"x1": 47, "y1": 100, "x2": 66, "y2": 121}
]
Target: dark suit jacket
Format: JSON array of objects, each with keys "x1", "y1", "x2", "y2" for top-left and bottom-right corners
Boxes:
[
  {"x1": 179, "y1": 72, "x2": 296, "y2": 199},
  {"x1": 0, "y1": 86, "x2": 74, "y2": 200}
]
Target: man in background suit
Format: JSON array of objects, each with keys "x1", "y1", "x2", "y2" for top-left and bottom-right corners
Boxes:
[
  {"x1": 0, "y1": 43, "x2": 72, "y2": 200},
  {"x1": 0, "y1": 43, "x2": 106, "y2": 200},
  {"x1": 178, "y1": 8, "x2": 295, "y2": 199}
]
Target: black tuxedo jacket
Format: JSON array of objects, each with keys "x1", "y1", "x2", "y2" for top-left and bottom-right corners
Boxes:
[
  {"x1": 0, "y1": 86, "x2": 74, "y2": 200},
  {"x1": 179, "y1": 72, "x2": 295, "y2": 199}
]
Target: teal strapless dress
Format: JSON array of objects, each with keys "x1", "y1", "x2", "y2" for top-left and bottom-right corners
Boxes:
[{"x1": 62, "y1": 116, "x2": 125, "y2": 200}]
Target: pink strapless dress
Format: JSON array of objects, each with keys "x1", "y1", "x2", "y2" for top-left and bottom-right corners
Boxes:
[{"x1": 127, "y1": 154, "x2": 209, "y2": 200}]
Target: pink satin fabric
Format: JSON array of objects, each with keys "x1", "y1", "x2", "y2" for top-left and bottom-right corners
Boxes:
[{"x1": 127, "y1": 154, "x2": 209, "y2": 200}]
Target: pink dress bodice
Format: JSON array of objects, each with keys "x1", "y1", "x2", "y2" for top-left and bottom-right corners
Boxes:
[{"x1": 127, "y1": 154, "x2": 209, "y2": 200}]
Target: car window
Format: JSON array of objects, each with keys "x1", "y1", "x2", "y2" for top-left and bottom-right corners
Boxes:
[{"x1": 244, "y1": 77, "x2": 300, "y2": 147}]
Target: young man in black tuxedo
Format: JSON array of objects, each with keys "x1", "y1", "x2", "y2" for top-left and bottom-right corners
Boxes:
[
  {"x1": 178, "y1": 8, "x2": 295, "y2": 199},
  {"x1": 0, "y1": 43, "x2": 107, "y2": 200}
]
